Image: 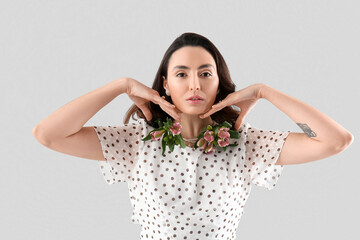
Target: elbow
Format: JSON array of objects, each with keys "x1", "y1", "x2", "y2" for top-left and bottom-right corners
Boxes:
[
  {"x1": 32, "y1": 125, "x2": 40, "y2": 139},
  {"x1": 32, "y1": 125, "x2": 51, "y2": 146},
  {"x1": 344, "y1": 132, "x2": 354, "y2": 148},
  {"x1": 333, "y1": 132, "x2": 354, "y2": 152}
]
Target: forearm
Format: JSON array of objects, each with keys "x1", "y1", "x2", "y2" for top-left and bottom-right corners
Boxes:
[
  {"x1": 33, "y1": 77, "x2": 129, "y2": 142},
  {"x1": 260, "y1": 84, "x2": 353, "y2": 148}
]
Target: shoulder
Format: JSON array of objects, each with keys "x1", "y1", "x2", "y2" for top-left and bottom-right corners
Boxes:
[
  {"x1": 235, "y1": 121, "x2": 250, "y2": 137},
  {"x1": 135, "y1": 118, "x2": 154, "y2": 131},
  {"x1": 129, "y1": 118, "x2": 156, "y2": 140},
  {"x1": 94, "y1": 118, "x2": 151, "y2": 138}
]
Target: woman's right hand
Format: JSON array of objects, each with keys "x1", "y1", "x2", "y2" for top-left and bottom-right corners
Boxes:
[{"x1": 125, "y1": 78, "x2": 181, "y2": 122}]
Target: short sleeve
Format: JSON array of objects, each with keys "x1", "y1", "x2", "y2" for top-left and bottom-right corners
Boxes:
[
  {"x1": 244, "y1": 122, "x2": 291, "y2": 190},
  {"x1": 93, "y1": 119, "x2": 146, "y2": 185}
]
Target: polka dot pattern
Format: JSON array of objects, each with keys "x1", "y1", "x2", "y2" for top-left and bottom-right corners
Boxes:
[
  {"x1": 93, "y1": 121, "x2": 145, "y2": 184},
  {"x1": 93, "y1": 119, "x2": 290, "y2": 239},
  {"x1": 243, "y1": 123, "x2": 291, "y2": 190}
]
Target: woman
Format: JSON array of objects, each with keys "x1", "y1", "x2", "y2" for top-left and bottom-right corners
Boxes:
[{"x1": 32, "y1": 32, "x2": 353, "y2": 239}]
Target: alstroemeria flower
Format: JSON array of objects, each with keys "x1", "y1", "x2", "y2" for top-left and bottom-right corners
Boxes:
[
  {"x1": 218, "y1": 127, "x2": 230, "y2": 139},
  {"x1": 205, "y1": 140, "x2": 216, "y2": 154},
  {"x1": 150, "y1": 129, "x2": 166, "y2": 141},
  {"x1": 170, "y1": 121, "x2": 182, "y2": 135},
  {"x1": 142, "y1": 117, "x2": 240, "y2": 155},
  {"x1": 197, "y1": 137, "x2": 207, "y2": 150},
  {"x1": 217, "y1": 137, "x2": 230, "y2": 147},
  {"x1": 204, "y1": 130, "x2": 214, "y2": 142}
]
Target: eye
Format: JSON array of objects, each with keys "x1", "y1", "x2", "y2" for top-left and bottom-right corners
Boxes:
[
  {"x1": 176, "y1": 72, "x2": 186, "y2": 78},
  {"x1": 175, "y1": 72, "x2": 212, "y2": 78},
  {"x1": 202, "y1": 72, "x2": 212, "y2": 77}
]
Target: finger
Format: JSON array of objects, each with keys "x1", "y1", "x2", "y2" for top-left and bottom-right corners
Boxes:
[
  {"x1": 160, "y1": 104, "x2": 181, "y2": 122},
  {"x1": 154, "y1": 95, "x2": 175, "y2": 109},
  {"x1": 139, "y1": 106, "x2": 152, "y2": 121},
  {"x1": 169, "y1": 106, "x2": 182, "y2": 121},
  {"x1": 148, "y1": 96, "x2": 179, "y2": 121},
  {"x1": 157, "y1": 96, "x2": 182, "y2": 120},
  {"x1": 234, "y1": 114, "x2": 245, "y2": 131},
  {"x1": 158, "y1": 96, "x2": 169, "y2": 107},
  {"x1": 200, "y1": 100, "x2": 228, "y2": 118},
  {"x1": 234, "y1": 107, "x2": 250, "y2": 130}
]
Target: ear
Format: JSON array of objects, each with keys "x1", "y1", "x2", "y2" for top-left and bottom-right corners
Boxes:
[{"x1": 162, "y1": 76, "x2": 168, "y2": 90}]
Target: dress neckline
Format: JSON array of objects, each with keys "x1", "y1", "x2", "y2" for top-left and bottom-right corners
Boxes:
[
  {"x1": 144, "y1": 118, "x2": 218, "y2": 153},
  {"x1": 181, "y1": 119, "x2": 218, "y2": 150}
]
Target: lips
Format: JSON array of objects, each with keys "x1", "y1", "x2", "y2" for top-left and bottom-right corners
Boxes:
[{"x1": 186, "y1": 95, "x2": 204, "y2": 100}]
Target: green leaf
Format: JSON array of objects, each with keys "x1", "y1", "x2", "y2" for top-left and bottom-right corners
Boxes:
[
  {"x1": 163, "y1": 131, "x2": 168, "y2": 140},
  {"x1": 193, "y1": 140, "x2": 199, "y2": 148},
  {"x1": 154, "y1": 127, "x2": 166, "y2": 132},
  {"x1": 199, "y1": 124, "x2": 210, "y2": 134},
  {"x1": 141, "y1": 134, "x2": 152, "y2": 141},
  {"x1": 166, "y1": 117, "x2": 172, "y2": 126},
  {"x1": 141, "y1": 129, "x2": 158, "y2": 141},
  {"x1": 223, "y1": 121, "x2": 232, "y2": 128},
  {"x1": 214, "y1": 126, "x2": 219, "y2": 135},
  {"x1": 178, "y1": 135, "x2": 186, "y2": 148},
  {"x1": 161, "y1": 136, "x2": 167, "y2": 155},
  {"x1": 229, "y1": 130, "x2": 240, "y2": 139},
  {"x1": 155, "y1": 119, "x2": 160, "y2": 128},
  {"x1": 169, "y1": 139, "x2": 174, "y2": 152}
]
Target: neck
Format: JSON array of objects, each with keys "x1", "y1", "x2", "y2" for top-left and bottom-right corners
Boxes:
[{"x1": 175, "y1": 114, "x2": 214, "y2": 140}]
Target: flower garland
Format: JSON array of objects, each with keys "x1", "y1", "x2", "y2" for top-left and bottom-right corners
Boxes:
[{"x1": 141, "y1": 117, "x2": 240, "y2": 155}]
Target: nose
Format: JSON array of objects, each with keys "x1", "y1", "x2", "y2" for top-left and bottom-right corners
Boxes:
[{"x1": 189, "y1": 75, "x2": 200, "y2": 92}]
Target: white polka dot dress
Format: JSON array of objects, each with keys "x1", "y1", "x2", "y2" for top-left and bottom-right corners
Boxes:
[{"x1": 93, "y1": 119, "x2": 290, "y2": 239}]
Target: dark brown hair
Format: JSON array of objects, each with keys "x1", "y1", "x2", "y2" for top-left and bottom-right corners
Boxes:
[{"x1": 124, "y1": 32, "x2": 240, "y2": 129}]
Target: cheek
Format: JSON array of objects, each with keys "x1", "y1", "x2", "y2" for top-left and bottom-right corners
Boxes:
[
  {"x1": 170, "y1": 92, "x2": 183, "y2": 106},
  {"x1": 207, "y1": 87, "x2": 218, "y2": 99},
  {"x1": 205, "y1": 89, "x2": 218, "y2": 106},
  {"x1": 204, "y1": 80, "x2": 219, "y2": 93},
  {"x1": 169, "y1": 83, "x2": 185, "y2": 99}
]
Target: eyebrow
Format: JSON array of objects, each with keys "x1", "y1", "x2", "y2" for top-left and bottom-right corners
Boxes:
[{"x1": 172, "y1": 64, "x2": 215, "y2": 71}]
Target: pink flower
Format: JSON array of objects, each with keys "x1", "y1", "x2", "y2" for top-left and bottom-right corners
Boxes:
[
  {"x1": 217, "y1": 137, "x2": 230, "y2": 147},
  {"x1": 205, "y1": 140, "x2": 216, "y2": 154},
  {"x1": 150, "y1": 129, "x2": 165, "y2": 141},
  {"x1": 218, "y1": 127, "x2": 230, "y2": 139},
  {"x1": 170, "y1": 121, "x2": 182, "y2": 135},
  {"x1": 204, "y1": 130, "x2": 214, "y2": 142},
  {"x1": 197, "y1": 137, "x2": 207, "y2": 150}
]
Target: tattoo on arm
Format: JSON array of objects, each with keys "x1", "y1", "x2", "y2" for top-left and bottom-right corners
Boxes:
[{"x1": 296, "y1": 123, "x2": 317, "y2": 137}]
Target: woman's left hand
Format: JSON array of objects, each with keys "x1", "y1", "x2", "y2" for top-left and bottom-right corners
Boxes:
[{"x1": 200, "y1": 83, "x2": 265, "y2": 130}]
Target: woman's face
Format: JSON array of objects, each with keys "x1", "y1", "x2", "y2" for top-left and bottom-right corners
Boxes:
[{"x1": 163, "y1": 46, "x2": 219, "y2": 116}]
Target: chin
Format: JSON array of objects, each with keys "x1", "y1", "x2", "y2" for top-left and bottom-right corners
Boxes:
[
  {"x1": 176, "y1": 103, "x2": 211, "y2": 115},
  {"x1": 180, "y1": 109, "x2": 207, "y2": 116}
]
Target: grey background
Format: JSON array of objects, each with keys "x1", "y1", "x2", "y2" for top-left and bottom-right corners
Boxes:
[{"x1": 1, "y1": 0, "x2": 358, "y2": 239}]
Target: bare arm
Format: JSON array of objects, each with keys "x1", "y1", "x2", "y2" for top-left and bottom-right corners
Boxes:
[
  {"x1": 260, "y1": 84, "x2": 353, "y2": 149},
  {"x1": 200, "y1": 83, "x2": 353, "y2": 165},
  {"x1": 32, "y1": 78, "x2": 129, "y2": 145},
  {"x1": 259, "y1": 84, "x2": 354, "y2": 165},
  {"x1": 32, "y1": 77, "x2": 179, "y2": 161}
]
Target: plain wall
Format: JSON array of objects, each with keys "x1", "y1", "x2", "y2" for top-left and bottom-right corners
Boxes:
[{"x1": 0, "y1": 0, "x2": 358, "y2": 239}]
